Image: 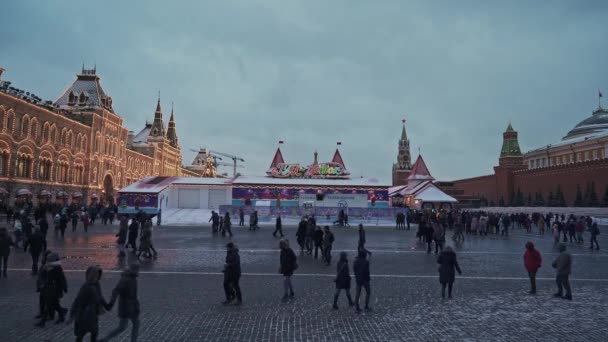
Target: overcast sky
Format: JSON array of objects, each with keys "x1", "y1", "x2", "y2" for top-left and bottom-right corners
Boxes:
[{"x1": 2, "y1": 1, "x2": 607, "y2": 182}]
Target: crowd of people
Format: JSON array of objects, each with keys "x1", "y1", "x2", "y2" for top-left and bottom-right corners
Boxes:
[
  {"x1": 0, "y1": 204, "x2": 602, "y2": 341},
  {"x1": 412, "y1": 210, "x2": 601, "y2": 251}
]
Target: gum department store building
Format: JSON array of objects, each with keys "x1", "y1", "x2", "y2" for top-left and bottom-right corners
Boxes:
[{"x1": 0, "y1": 66, "x2": 197, "y2": 206}]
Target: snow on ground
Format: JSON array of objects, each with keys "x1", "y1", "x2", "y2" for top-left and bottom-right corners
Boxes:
[{"x1": 482, "y1": 207, "x2": 608, "y2": 225}]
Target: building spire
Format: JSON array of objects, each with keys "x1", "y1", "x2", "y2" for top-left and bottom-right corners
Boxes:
[
  {"x1": 166, "y1": 101, "x2": 178, "y2": 147},
  {"x1": 149, "y1": 94, "x2": 166, "y2": 138}
]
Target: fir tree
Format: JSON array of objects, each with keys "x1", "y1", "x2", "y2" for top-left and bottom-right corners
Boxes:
[
  {"x1": 574, "y1": 184, "x2": 584, "y2": 207},
  {"x1": 555, "y1": 185, "x2": 566, "y2": 207},
  {"x1": 527, "y1": 193, "x2": 533, "y2": 207},
  {"x1": 537, "y1": 192, "x2": 545, "y2": 206},
  {"x1": 583, "y1": 182, "x2": 591, "y2": 206},
  {"x1": 602, "y1": 185, "x2": 608, "y2": 207},
  {"x1": 499, "y1": 196, "x2": 505, "y2": 207},
  {"x1": 515, "y1": 188, "x2": 524, "y2": 206},
  {"x1": 588, "y1": 181, "x2": 599, "y2": 207},
  {"x1": 547, "y1": 191, "x2": 555, "y2": 207}
]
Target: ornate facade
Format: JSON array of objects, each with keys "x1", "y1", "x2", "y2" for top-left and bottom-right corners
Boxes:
[
  {"x1": 0, "y1": 66, "x2": 197, "y2": 205},
  {"x1": 392, "y1": 121, "x2": 412, "y2": 186}
]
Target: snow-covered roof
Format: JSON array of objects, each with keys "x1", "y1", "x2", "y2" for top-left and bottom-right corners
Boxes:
[
  {"x1": 414, "y1": 185, "x2": 458, "y2": 203},
  {"x1": 119, "y1": 176, "x2": 233, "y2": 194},
  {"x1": 119, "y1": 176, "x2": 177, "y2": 193},
  {"x1": 132, "y1": 124, "x2": 151, "y2": 145},
  {"x1": 233, "y1": 175, "x2": 388, "y2": 187},
  {"x1": 407, "y1": 155, "x2": 435, "y2": 181},
  {"x1": 172, "y1": 178, "x2": 232, "y2": 186}
]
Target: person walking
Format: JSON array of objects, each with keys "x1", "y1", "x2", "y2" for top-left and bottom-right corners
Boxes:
[
  {"x1": 126, "y1": 220, "x2": 139, "y2": 252},
  {"x1": 279, "y1": 239, "x2": 297, "y2": 301},
  {"x1": 296, "y1": 218, "x2": 307, "y2": 253},
  {"x1": 437, "y1": 246, "x2": 462, "y2": 299},
  {"x1": 552, "y1": 243, "x2": 572, "y2": 300},
  {"x1": 223, "y1": 212, "x2": 233, "y2": 238},
  {"x1": 39, "y1": 216, "x2": 49, "y2": 239},
  {"x1": 357, "y1": 224, "x2": 372, "y2": 258},
  {"x1": 0, "y1": 227, "x2": 14, "y2": 278},
  {"x1": 35, "y1": 251, "x2": 53, "y2": 320},
  {"x1": 590, "y1": 222, "x2": 600, "y2": 250},
  {"x1": 116, "y1": 216, "x2": 128, "y2": 257},
  {"x1": 137, "y1": 223, "x2": 152, "y2": 259},
  {"x1": 313, "y1": 226, "x2": 324, "y2": 260},
  {"x1": 332, "y1": 252, "x2": 354, "y2": 309},
  {"x1": 433, "y1": 221, "x2": 445, "y2": 255},
  {"x1": 239, "y1": 208, "x2": 245, "y2": 227},
  {"x1": 273, "y1": 214, "x2": 284, "y2": 238},
  {"x1": 36, "y1": 252, "x2": 68, "y2": 327},
  {"x1": 222, "y1": 242, "x2": 242, "y2": 305},
  {"x1": 322, "y1": 226, "x2": 335, "y2": 266},
  {"x1": 353, "y1": 250, "x2": 371, "y2": 313},
  {"x1": 68, "y1": 266, "x2": 110, "y2": 342},
  {"x1": 99, "y1": 264, "x2": 140, "y2": 342},
  {"x1": 209, "y1": 211, "x2": 219, "y2": 233},
  {"x1": 523, "y1": 241, "x2": 542, "y2": 295},
  {"x1": 24, "y1": 227, "x2": 47, "y2": 275},
  {"x1": 82, "y1": 212, "x2": 90, "y2": 233},
  {"x1": 424, "y1": 220, "x2": 434, "y2": 254},
  {"x1": 71, "y1": 211, "x2": 80, "y2": 232}
]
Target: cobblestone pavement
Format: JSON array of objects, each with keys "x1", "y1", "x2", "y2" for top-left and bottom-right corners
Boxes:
[{"x1": 1, "y1": 222, "x2": 607, "y2": 341}]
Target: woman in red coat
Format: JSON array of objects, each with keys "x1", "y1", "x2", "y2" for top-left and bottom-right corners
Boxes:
[{"x1": 523, "y1": 241, "x2": 542, "y2": 295}]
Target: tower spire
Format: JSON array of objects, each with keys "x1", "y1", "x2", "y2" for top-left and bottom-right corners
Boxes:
[
  {"x1": 149, "y1": 94, "x2": 166, "y2": 138},
  {"x1": 166, "y1": 101, "x2": 178, "y2": 147}
]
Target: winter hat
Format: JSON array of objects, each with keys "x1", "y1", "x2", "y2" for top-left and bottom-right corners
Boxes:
[
  {"x1": 226, "y1": 242, "x2": 235, "y2": 249},
  {"x1": 128, "y1": 263, "x2": 140, "y2": 274},
  {"x1": 558, "y1": 243, "x2": 567, "y2": 252},
  {"x1": 525, "y1": 241, "x2": 534, "y2": 250}
]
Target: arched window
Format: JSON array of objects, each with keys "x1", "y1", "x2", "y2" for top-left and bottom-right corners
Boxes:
[
  {"x1": 30, "y1": 119, "x2": 39, "y2": 141},
  {"x1": 82, "y1": 136, "x2": 87, "y2": 152},
  {"x1": 21, "y1": 115, "x2": 30, "y2": 137},
  {"x1": 0, "y1": 151, "x2": 9, "y2": 177},
  {"x1": 5, "y1": 111, "x2": 14, "y2": 133},
  {"x1": 68, "y1": 91, "x2": 76, "y2": 105}
]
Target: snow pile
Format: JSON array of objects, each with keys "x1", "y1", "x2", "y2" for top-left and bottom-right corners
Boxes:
[{"x1": 161, "y1": 208, "x2": 215, "y2": 226}]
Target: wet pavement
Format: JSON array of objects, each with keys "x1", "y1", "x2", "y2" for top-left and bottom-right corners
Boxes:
[{"x1": 1, "y1": 222, "x2": 607, "y2": 341}]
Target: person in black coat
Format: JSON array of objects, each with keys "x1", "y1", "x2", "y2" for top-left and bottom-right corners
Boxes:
[
  {"x1": 357, "y1": 224, "x2": 372, "y2": 258},
  {"x1": 279, "y1": 239, "x2": 297, "y2": 301},
  {"x1": 333, "y1": 252, "x2": 354, "y2": 309},
  {"x1": 296, "y1": 219, "x2": 307, "y2": 253},
  {"x1": 273, "y1": 215, "x2": 284, "y2": 238},
  {"x1": 353, "y1": 250, "x2": 371, "y2": 312},
  {"x1": 39, "y1": 216, "x2": 49, "y2": 239},
  {"x1": 222, "y1": 242, "x2": 242, "y2": 305},
  {"x1": 100, "y1": 264, "x2": 140, "y2": 342},
  {"x1": 223, "y1": 212, "x2": 233, "y2": 238},
  {"x1": 437, "y1": 246, "x2": 462, "y2": 299},
  {"x1": 424, "y1": 220, "x2": 434, "y2": 253},
  {"x1": 126, "y1": 220, "x2": 139, "y2": 251},
  {"x1": 68, "y1": 266, "x2": 110, "y2": 342},
  {"x1": 0, "y1": 227, "x2": 14, "y2": 277},
  {"x1": 36, "y1": 252, "x2": 68, "y2": 327},
  {"x1": 313, "y1": 226, "x2": 324, "y2": 260},
  {"x1": 24, "y1": 227, "x2": 47, "y2": 275}
]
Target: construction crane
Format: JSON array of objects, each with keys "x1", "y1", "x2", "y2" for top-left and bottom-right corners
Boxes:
[{"x1": 209, "y1": 150, "x2": 245, "y2": 177}]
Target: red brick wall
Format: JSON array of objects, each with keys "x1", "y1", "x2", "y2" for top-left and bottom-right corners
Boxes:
[
  {"x1": 452, "y1": 174, "x2": 497, "y2": 202},
  {"x1": 512, "y1": 158, "x2": 608, "y2": 206},
  {"x1": 451, "y1": 158, "x2": 608, "y2": 206}
]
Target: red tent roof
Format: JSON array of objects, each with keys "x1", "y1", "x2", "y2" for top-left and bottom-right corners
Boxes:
[
  {"x1": 407, "y1": 154, "x2": 434, "y2": 181},
  {"x1": 268, "y1": 147, "x2": 285, "y2": 170},
  {"x1": 331, "y1": 148, "x2": 346, "y2": 168}
]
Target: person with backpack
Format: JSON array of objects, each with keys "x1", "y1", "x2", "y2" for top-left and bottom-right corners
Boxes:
[
  {"x1": 332, "y1": 252, "x2": 354, "y2": 309},
  {"x1": 590, "y1": 222, "x2": 600, "y2": 250},
  {"x1": 99, "y1": 264, "x2": 140, "y2": 342},
  {"x1": 279, "y1": 239, "x2": 297, "y2": 301},
  {"x1": 322, "y1": 226, "x2": 335, "y2": 266},
  {"x1": 523, "y1": 241, "x2": 542, "y2": 295}
]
